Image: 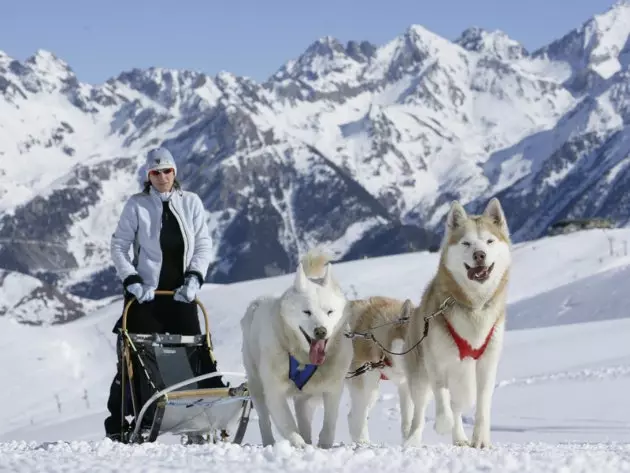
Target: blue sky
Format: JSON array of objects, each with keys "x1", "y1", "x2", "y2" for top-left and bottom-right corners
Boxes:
[{"x1": 0, "y1": 0, "x2": 619, "y2": 84}]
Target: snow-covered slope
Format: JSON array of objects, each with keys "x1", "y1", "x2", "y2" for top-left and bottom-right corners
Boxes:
[
  {"x1": 0, "y1": 269, "x2": 112, "y2": 325},
  {"x1": 3, "y1": 1, "x2": 630, "y2": 321},
  {"x1": 1, "y1": 228, "x2": 630, "y2": 471}
]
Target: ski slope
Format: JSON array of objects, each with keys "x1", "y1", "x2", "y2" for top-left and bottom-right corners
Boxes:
[{"x1": 1, "y1": 228, "x2": 630, "y2": 472}]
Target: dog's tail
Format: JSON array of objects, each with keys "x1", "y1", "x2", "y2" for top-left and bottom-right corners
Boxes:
[{"x1": 300, "y1": 247, "x2": 335, "y2": 279}]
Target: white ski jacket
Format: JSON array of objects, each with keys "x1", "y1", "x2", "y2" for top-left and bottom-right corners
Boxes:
[{"x1": 110, "y1": 186, "x2": 213, "y2": 289}]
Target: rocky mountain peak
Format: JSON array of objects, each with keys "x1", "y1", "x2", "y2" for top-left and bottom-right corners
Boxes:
[
  {"x1": 455, "y1": 27, "x2": 528, "y2": 60},
  {"x1": 533, "y1": 0, "x2": 630, "y2": 86}
]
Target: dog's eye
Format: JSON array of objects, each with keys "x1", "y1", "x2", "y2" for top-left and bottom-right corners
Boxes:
[
  {"x1": 303, "y1": 310, "x2": 312, "y2": 316},
  {"x1": 487, "y1": 239, "x2": 494, "y2": 244},
  {"x1": 327, "y1": 310, "x2": 333, "y2": 316},
  {"x1": 462, "y1": 241, "x2": 471, "y2": 247}
]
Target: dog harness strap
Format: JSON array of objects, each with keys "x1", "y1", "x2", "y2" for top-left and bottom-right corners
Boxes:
[
  {"x1": 445, "y1": 320, "x2": 496, "y2": 360},
  {"x1": 288, "y1": 355, "x2": 318, "y2": 390}
]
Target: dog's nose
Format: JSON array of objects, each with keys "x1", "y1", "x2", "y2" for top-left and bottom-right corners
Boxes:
[
  {"x1": 314, "y1": 326, "x2": 327, "y2": 340},
  {"x1": 473, "y1": 250, "x2": 486, "y2": 265}
]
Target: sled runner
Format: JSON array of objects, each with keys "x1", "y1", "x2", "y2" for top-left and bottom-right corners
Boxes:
[{"x1": 118, "y1": 290, "x2": 252, "y2": 445}]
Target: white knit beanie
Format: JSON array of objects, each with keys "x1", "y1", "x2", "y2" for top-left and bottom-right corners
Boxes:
[{"x1": 146, "y1": 147, "x2": 177, "y2": 176}]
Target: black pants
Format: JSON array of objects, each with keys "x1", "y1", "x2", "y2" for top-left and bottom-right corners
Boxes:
[
  {"x1": 104, "y1": 293, "x2": 201, "y2": 437},
  {"x1": 111, "y1": 292, "x2": 202, "y2": 335}
]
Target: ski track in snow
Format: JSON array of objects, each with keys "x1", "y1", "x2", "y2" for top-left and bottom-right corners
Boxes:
[
  {"x1": 496, "y1": 364, "x2": 630, "y2": 388},
  {"x1": 1, "y1": 440, "x2": 630, "y2": 473}
]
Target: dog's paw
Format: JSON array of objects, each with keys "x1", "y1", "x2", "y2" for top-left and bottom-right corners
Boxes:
[
  {"x1": 287, "y1": 433, "x2": 307, "y2": 448},
  {"x1": 471, "y1": 429, "x2": 491, "y2": 449},
  {"x1": 471, "y1": 437, "x2": 491, "y2": 449},
  {"x1": 402, "y1": 430, "x2": 423, "y2": 449},
  {"x1": 317, "y1": 440, "x2": 334, "y2": 449},
  {"x1": 434, "y1": 413, "x2": 454, "y2": 435},
  {"x1": 317, "y1": 430, "x2": 336, "y2": 449},
  {"x1": 351, "y1": 437, "x2": 371, "y2": 446},
  {"x1": 453, "y1": 438, "x2": 470, "y2": 447}
]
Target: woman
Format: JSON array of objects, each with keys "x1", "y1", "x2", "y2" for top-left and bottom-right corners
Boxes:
[{"x1": 104, "y1": 147, "x2": 214, "y2": 441}]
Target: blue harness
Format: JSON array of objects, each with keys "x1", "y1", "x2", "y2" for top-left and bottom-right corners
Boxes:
[{"x1": 288, "y1": 354, "x2": 318, "y2": 390}]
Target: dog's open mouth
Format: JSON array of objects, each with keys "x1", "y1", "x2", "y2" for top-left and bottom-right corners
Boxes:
[
  {"x1": 299, "y1": 327, "x2": 328, "y2": 365},
  {"x1": 465, "y1": 262, "x2": 495, "y2": 282}
]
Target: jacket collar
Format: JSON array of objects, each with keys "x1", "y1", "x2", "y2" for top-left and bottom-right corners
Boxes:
[{"x1": 148, "y1": 186, "x2": 180, "y2": 203}]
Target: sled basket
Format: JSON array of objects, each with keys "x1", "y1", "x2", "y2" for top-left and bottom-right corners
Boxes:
[{"x1": 118, "y1": 290, "x2": 251, "y2": 445}]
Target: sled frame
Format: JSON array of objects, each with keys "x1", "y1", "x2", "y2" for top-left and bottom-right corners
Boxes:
[{"x1": 118, "y1": 290, "x2": 252, "y2": 445}]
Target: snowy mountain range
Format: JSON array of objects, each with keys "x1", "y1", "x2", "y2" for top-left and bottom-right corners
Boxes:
[{"x1": 2, "y1": 1, "x2": 630, "y2": 322}]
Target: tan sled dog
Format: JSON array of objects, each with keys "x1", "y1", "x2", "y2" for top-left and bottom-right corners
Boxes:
[
  {"x1": 345, "y1": 296, "x2": 414, "y2": 444},
  {"x1": 403, "y1": 197, "x2": 511, "y2": 448}
]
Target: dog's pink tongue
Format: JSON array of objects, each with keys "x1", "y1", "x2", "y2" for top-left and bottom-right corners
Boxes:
[
  {"x1": 468, "y1": 266, "x2": 488, "y2": 280},
  {"x1": 309, "y1": 340, "x2": 327, "y2": 365}
]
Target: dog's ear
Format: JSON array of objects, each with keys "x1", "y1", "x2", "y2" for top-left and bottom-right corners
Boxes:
[
  {"x1": 447, "y1": 201, "x2": 467, "y2": 231},
  {"x1": 400, "y1": 299, "x2": 414, "y2": 320},
  {"x1": 294, "y1": 263, "x2": 309, "y2": 292},
  {"x1": 483, "y1": 197, "x2": 508, "y2": 234},
  {"x1": 322, "y1": 263, "x2": 332, "y2": 287}
]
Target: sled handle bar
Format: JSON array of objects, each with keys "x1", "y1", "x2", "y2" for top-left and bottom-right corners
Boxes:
[{"x1": 121, "y1": 290, "x2": 212, "y2": 348}]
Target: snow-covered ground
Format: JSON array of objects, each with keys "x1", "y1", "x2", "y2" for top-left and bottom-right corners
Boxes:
[{"x1": 1, "y1": 228, "x2": 630, "y2": 472}]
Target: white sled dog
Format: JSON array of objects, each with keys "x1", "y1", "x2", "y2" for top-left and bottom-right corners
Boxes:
[
  {"x1": 345, "y1": 296, "x2": 415, "y2": 444},
  {"x1": 403, "y1": 197, "x2": 511, "y2": 448},
  {"x1": 240, "y1": 248, "x2": 353, "y2": 448}
]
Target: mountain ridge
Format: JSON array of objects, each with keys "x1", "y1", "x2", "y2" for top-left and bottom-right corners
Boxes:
[{"x1": 1, "y1": 1, "x2": 629, "y2": 322}]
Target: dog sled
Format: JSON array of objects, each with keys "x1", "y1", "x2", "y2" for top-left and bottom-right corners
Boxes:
[{"x1": 117, "y1": 290, "x2": 252, "y2": 445}]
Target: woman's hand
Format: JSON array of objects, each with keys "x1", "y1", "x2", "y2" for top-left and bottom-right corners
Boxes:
[
  {"x1": 173, "y1": 277, "x2": 200, "y2": 303},
  {"x1": 126, "y1": 283, "x2": 155, "y2": 303}
]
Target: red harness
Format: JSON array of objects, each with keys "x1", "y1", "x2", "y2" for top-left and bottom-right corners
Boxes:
[
  {"x1": 379, "y1": 357, "x2": 393, "y2": 380},
  {"x1": 444, "y1": 319, "x2": 496, "y2": 360}
]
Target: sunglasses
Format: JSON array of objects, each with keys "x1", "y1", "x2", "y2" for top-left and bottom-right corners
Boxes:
[{"x1": 149, "y1": 168, "x2": 174, "y2": 177}]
